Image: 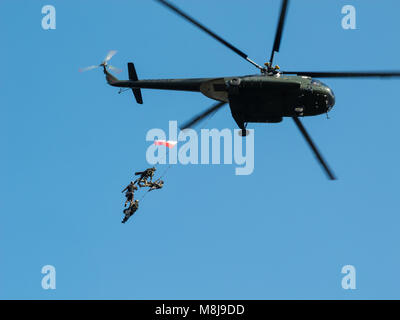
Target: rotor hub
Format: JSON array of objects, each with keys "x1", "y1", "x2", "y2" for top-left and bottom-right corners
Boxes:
[{"x1": 263, "y1": 62, "x2": 281, "y2": 75}]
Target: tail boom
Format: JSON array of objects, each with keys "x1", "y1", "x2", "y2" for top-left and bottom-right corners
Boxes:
[{"x1": 109, "y1": 78, "x2": 211, "y2": 92}]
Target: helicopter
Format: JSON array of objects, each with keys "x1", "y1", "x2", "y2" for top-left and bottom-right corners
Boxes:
[{"x1": 80, "y1": 0, "x2": 400, "y2": 180}]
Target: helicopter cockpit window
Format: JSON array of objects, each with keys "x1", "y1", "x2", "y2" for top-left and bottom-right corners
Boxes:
[
  {"x1": 311, "y1": 79, "x2": 322, "y2": 86},
  {"x1": 311, "y1": 79, "x2": 328, "y2": 87}
]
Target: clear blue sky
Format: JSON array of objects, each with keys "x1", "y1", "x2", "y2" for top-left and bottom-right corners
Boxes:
[{"x1": 1, "y1": 0, "x2": 400, "y2": 299}]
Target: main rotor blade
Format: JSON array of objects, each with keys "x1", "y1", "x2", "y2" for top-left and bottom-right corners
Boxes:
[
  {"x1": 292, "y1": 117, "x2": 336, "y2": 180},
  {"x1": 155, "y1": 0, "x2": 263, "y2": 71},
  {"x1": 180, "y1": 101, "x2": 226, "y2": 130},
  {"x1": 282, "y1": 71, "x2": 400, "y2": 78},
  {"x1": 269, "y1": 0, "x2": 289, "y2": 65}
]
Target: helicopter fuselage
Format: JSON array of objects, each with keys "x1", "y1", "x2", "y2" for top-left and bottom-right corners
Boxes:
[
  {"x1": 201, "y1": 74, "x2": 335, "y2": 124},
  {"x1": 109, "y1": 72, "x2": 335, "y2": 128}
]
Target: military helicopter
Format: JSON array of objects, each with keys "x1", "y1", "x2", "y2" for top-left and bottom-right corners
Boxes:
[{"x1": 80, "y1": 0, "x2": 400, "y2": 180}]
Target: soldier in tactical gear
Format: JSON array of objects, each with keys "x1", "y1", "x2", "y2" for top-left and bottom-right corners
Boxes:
[
  {"x1": 122, "y1": 181, "x2": 138, "y2": 207},
  {"x1": 134, "y1": 167, "x2": 156, "y2": 187},
  {"x1": 146, "y1": 179, "x2": 164, "y2": 192},
  {"x1": 122, "y1": 200, "x2": 139, "y2": 224}
]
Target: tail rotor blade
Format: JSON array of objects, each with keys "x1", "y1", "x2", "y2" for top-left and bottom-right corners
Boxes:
[
  {"x1": 79, "y1": 65, "x2": 99, "y2": 72},
  {"x1": 292, "y1": 117, "x2": 336, "y2": 180},
  {"x1": 180, "y1": 101, "x2": 226, "y2": 130},
  {"x1": 103, "y1": 50, "x2": 117, "y2": 63},
  {"x1": 108, "y1": 65, "x2": 122, "y2": 73}
]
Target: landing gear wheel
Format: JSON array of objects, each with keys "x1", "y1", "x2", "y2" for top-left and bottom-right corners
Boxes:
[{"x1": 238, "y1": 129, "x2": 250, "y2": 137}]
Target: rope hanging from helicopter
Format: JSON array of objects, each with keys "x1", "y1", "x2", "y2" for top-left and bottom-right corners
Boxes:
[{"x1": 137, "y1": 104, "x2": 221, "y2": 204}]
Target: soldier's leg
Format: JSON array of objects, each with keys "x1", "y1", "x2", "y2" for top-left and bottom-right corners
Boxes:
[{"x1": 138, "y1": 178, "x2": 146, "y2": 187}]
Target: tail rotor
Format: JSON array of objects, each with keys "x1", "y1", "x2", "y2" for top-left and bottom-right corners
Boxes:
[{"x1": 79, "y1": 50, "x2": 122, "y2": 73}]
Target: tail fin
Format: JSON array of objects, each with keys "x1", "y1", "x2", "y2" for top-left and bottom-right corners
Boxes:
[{"x1": 128, "y1": 63, "x2": 143, "y2": 104}]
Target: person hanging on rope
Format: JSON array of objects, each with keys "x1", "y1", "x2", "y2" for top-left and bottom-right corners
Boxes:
[
  {"x1": 122, "y1": 200, "x2": 139, "y2": 224},
  {"x1": 146, "y1": 178, "x2": 164, "y2": 192},
  {"x1": 121, "y1": 181, "x2": 138, "y2": 207},
  {"x1": 134, "y1": 167, "x2": 156, "y2": 187}
]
